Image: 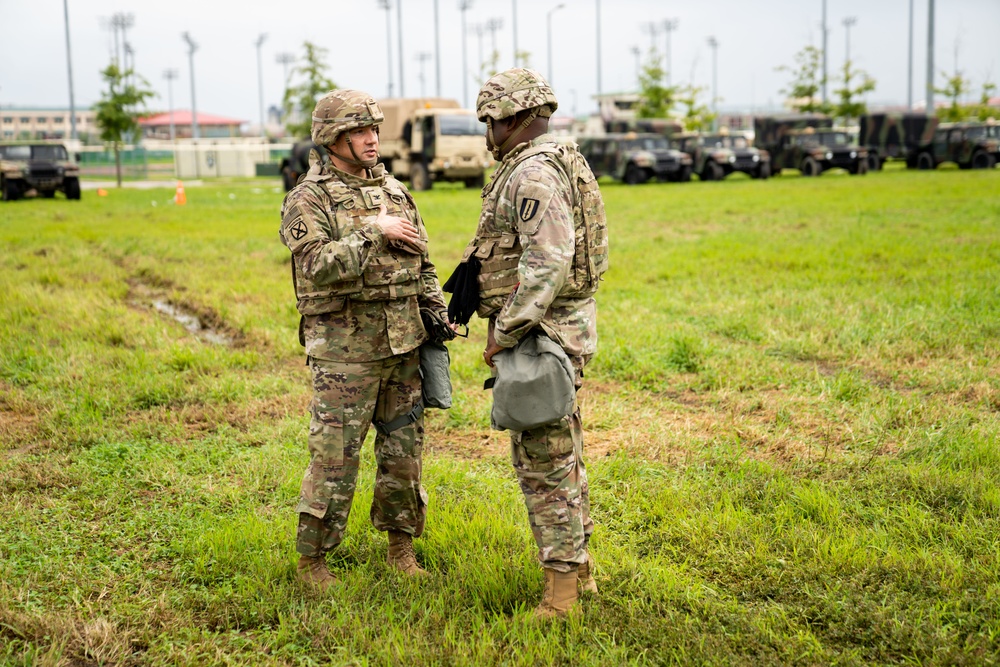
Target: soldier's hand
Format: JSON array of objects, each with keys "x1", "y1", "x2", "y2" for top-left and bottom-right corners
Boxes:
[{"x1": 375, "y1": 203, "x2": 421, "y2": 247}]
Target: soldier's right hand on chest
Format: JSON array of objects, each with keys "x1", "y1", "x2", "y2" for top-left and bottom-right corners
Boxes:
[{"x1": 376, "y1": 203, "x2": 424, "y2": 253}]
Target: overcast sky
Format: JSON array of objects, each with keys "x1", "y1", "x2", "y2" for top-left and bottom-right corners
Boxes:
[{"x1": 2, "y1": 0, "x2": 998, "y2": 124}]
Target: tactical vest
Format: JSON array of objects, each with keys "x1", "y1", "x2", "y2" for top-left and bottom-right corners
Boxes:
[
  {"x1": 465, "y1": 142, "x2": 609, "y2": 302},
  {"x1": 291, "y1": 174, "x2": 423, "y2": 316}
]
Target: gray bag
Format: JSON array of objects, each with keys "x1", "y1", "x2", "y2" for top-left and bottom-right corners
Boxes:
[
  {"x1": 419, "y1": 340, "x2": 452, "y2": 409},
  {"x1": 487, "y1": 333, "x2": 576, "y2": 432}
]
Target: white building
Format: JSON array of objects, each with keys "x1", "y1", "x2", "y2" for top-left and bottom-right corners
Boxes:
[{"x1": 0, "y1": 108, "x2": 98, "y2": 141}]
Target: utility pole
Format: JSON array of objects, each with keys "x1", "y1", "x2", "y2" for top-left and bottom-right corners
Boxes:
[
  {"x1": 62, "y1": 0, "x2": 77, "y2": 141},
  {"x1": 512, "y1": 0, "x2": 518, "y2": 66},
  {"x1": 486, "y1": 17, "x2": 503, "y2": 65},
  {"x1": 843, "y1": 17, "x2": 857, "y2": 66},
  {"x1": 907, "y1": 0, "x2": 914, "y2": 109},
  {"x1": 642, "y1": 21, "x2": 659, "y2": 52},
  {"x1": 182, "y1": 32, "x2": 199, "y2": 140},
  {"x1": 434, "y1": 0, "x2": 441, "y2": 96},
  {"x1": 926, "y1": 0, "x2": 935, "y2": 112},
  {"x1": 630, "y1": 46, "x2": 641, "y2": 85},
  {"x1": 662, "y1": 18, "x2": 678, "y2": 87},
  {"x1": 596, "y1": 0, "x2": 602, "y2": 103},
  {"x1": 821, "y1": 0, "x2": 828, "y2": 105},
  {"x1": 460, "y1": 0, "x2": 473, "y2": 107},
  {"x1": 255, "y1": 34, "x2": 268, "y2": 137},
  {"x1": 547, "y1": 5, "x2": 565, "y2": 86},
  {"x1": 708, "y1": 36, "x2": 719, "y2": 131},
  {"x1": 417, "y1": 52, "x2": 433, "y2": 97},
  {"x1": 377, "y1": 1, "x2": 393, "y2": 97},
  {"x1": 164, "y1": 69, "x2": 178, "y2": 142},
  {"x1": 397, "y1": 0, "x2": 404, "y2": 97}
]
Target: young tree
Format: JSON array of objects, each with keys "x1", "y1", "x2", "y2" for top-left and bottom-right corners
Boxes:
[
  {"x1": 833, "y1": 60, "x2": 876, "y2": 126},
  {"x1": 282, "y1": 42, "x2": 336, "y2": 139},
  {"x1": 935, "y1": 71, "x2": 972, "y2": 121},
  {"x1": 971, "y1": 81, "x2": 998, "y2": 121},
  {"x1": 676, "y1": 85, "x2": 715, "y2": 132},
  {"x1": 93, "y1": 62, "x2": 155, "y2": 188},
  {"x1": 636, "y1": 50, "x2": 677, "y2": 119},
  {"x1": 778, "y1": 45, "x2": 832, "y2": 114}
]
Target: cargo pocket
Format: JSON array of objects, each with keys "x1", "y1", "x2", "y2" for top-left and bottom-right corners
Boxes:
[
  {"x1": 307, "y1": 410, "x2": 345, "y2": 467},
  {"x1": 515, "y1": 416, "x2": 575, "y2": 468},
  {"x1": 532, "y1": 499, "x2": 570, "y2": 527}
]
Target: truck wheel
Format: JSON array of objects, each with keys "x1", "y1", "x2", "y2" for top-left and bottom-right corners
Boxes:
[
  {"x1": 701, "y1": 162, "x2": 722, "y2": 181},
  {"x1": 754, "y1": 163, "x2": 771, "y2": 180},
  {"x1": 971, "y1": 151, "x2": 995, "y2": 170},
  {"x1": 867, "y1": 153, "x2": 881, "y2": 171},
  {"x1": 623, "y1": 163, "x2": 647, "y2": 185},
  {"x1": 800, "y1": 157, "x2": 821, "y2": 176},
  {"x1": 2, "y1": 177, "x2": 22, "y2": 201},
  {"x1": 917, "y1": 152, "x2": 935, "y2": 170},
  {"x1": 410, "y1": 163, "x2": 431, "y2": 191},
  {"x1": 678, "y1": 165, "x2": 692, "y2": 182},
  {"x1": 64, "y1": 177, "x2": 81, "y2": 200}
]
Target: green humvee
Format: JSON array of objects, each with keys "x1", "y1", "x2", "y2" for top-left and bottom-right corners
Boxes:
[
  {"x1": 0, "y1": 143, "x2": 81, "y2": 201},
  {"x1": 578, "y1": 133, "x2": 693, "y2": 185},
  {"x1": 672, "y1": 131, "x2": 771, "y2": 181},
  {"x1": 915, "y1": 121, "x2": 999, "y2": 170}
]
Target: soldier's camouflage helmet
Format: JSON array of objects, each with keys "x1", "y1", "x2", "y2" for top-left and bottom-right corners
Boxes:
[
  {"x1": 476, "y1": 68, "x2": 558, "y2": 122},
  {"x1": 311, "y1": 89, "x2": 385, "y2": 147}
]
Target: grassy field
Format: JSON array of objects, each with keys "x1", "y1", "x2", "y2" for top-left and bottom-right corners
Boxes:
[{"x1": 1, "y1": 166, "x2": 998, "y2": 666}]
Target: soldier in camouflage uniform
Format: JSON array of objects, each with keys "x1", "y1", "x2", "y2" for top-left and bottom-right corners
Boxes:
[
  {"x1": 279, "y1": 89, "x2": 451, "y2": 590},
  {"x1": 465, "y1": 68, "x2": 609, "y2": 618}
]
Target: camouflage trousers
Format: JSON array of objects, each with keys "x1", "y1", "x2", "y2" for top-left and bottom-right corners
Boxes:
[
  {"x1": 296, "y1": 350, "x2": 427, "y2": 557},
  {"x1": 511, "y1": 404, "x2": 594, "y2": 573}
]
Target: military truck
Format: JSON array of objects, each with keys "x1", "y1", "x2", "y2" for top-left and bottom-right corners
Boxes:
[
  {"x1": 377, "y1": 98, "x2": 492, "y2": 191},
  {"x1": 672, "y1": 131, "x2": 771, "y2": 180},
  {"x1": 858, "y1": 113, "x2": 939, "y2": 170},
  {"x1": 578, "y1": 132, "x2": 692, "y2": 184},
  {"x1": 279, "y1": 138, "x2": 318, "y2": 192},
  {"x1": 754, "y1": 115, "x2": 867, "y2": 176},
  {"x1": 0, "y1": 143, "x2": 81, "y2": 201},
  {"x1": 913, "y1": 121, "x2": 999, "y2": 170}
]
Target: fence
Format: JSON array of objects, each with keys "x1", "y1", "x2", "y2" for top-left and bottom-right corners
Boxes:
[{"x1": 77, "y1": 140, "x2": 293, "y2": 181}]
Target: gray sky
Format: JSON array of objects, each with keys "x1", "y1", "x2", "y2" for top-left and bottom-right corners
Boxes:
[{"x1": 2, "y1": 0, "x2": 998, "y2": 123}]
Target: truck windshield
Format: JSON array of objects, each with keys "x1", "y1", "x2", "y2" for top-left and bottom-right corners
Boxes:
[
  {"x1": 704, "y1": 135, "x2": 749, "y2": 149},
  {"x1": 0, "y1": 145, "x2": 32, "y2": 159},
  {"x1": 623, "y1": 137, "x2": 668, "y2": 150},
  {"x1": 964, "y1": 126, "x2": 987, "y2": 141},
  {"x1": 816, "y1": 132, "x2": 850, "y2": 147},
  {"x1": 32, "y1": 145, "x2": 69, "y2": 160},
  {"x1": 439, "y1": 115, "x2": 484, "y2": 136}
]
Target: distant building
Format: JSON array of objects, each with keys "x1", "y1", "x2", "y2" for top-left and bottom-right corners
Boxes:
[
  {"x1": 0, "y1": 108, "x2": 98, "y2": 141},
  {"x1": 138, "y1": 110, "x2": 248, "y2": 139}
]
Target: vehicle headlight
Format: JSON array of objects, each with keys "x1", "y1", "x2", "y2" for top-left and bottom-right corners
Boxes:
[
  {"x1": 850, "y1": 151, "x2": 857, "y2": 159},
  {"x1": 825, "y1": 152, "x2": 833, "y2": 160},
  {"x1": 728, "y1": 155, "x2": 736, "y2": 163},
  {"x1": 752, "y1": 155, "x2": 759, "y2": 162}
]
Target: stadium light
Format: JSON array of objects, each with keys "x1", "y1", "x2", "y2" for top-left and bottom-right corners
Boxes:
[
  {"x1": 377, "y1": 0, "x2": 393, "y2": 98},
  {"x1": 163, "y1": 69, "x2": 179, "y2": 142},
  {"x1": 62, "y1": 0, "x2": 77, "y2": 141},
  {"x1": 547, "y1": 5, "x2": 564, "y2": 87},
  {"x1": 661, "y1": 18, "x2": 678, "y2": 87},
  {"x1": 182, "y1": 32, "x2": 199, "y2": 140},
  {"x1": 256, "y1": 34, "x2": 267, "y2": 137},
  {"x1": 459, "y1": 0, "x2": 473, "y2": 107}
]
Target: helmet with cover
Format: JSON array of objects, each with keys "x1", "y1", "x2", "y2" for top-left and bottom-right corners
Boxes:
[
  {"x1": 476, "y1": 68, "x2": 558, "y2": 122},
  {"x1": 311, "y1": 89, "x2": 384, "y2": 147}
]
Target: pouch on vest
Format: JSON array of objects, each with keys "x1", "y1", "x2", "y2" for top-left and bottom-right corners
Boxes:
[
  {"x1": 485, "y1": 332, "x2": 575, "y2": 432},
  {"x1": 419, "y1": 340, "x2": 452, "y2": 409}
]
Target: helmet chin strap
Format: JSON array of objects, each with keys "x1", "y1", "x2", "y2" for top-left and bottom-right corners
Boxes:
[
  {"x1": 329, "y1": 128, "x2": 380, "y2": 169},
  {"x1": 487, "y1": 109, "x2": 541, "y2": 160}
]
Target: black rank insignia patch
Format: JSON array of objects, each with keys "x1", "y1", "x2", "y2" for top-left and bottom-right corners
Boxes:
[
  {"x1": 519, "y1": 198, "x2": 540, "y2": 222},
  {"x1": 289, "y1": 220, "x2": 309, "y2": 241}
]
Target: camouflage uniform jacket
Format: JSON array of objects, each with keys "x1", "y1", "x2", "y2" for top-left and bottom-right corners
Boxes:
[
  {"x1": 471, "y1": 134, "x2": 605, "y2": 358},
  {"x1": 280, "y1": 155, "x2": 448, "y2": 362}
]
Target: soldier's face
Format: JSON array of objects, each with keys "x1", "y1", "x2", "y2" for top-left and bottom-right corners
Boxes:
[{"x1": 337, "y1": 125, "x2": 380, "y2": 166}]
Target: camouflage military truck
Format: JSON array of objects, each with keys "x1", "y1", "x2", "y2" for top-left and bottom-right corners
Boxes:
[
  {"x1": 858, "y1": 113, "x2": 939, "y2": 170},
  {"x1": 279, "y1": 138, "x2": 318, "y2": 192},
  {"x1": 672, "y1": 131, "x2": 771, "y2": 180},
  {"x1": 0, "y1": 143, "x2": 81, "y2": 201},
  {"x1": 914, "y1": 121, "x2": 999, "y2": 170},
  {"x1": 754, "y1": 115, "x2": 867, "y2": 176},
  {"x1": 579, "y1": 132, "x2": 692, "y2": 184}
]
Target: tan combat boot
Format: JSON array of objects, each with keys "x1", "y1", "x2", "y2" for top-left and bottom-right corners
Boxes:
[
  {"x1": 387, "y1": 530, "x2": 429, "y2": 577},
  {"x1": 297, "y1": 554, "x2": 337, "y2": 591},
  {"x1": 532, "y1": 567, "x2": 579, "y2": 619},
  {"x1": 578, "y1": 555, "x2": 599, "y2": 595}
]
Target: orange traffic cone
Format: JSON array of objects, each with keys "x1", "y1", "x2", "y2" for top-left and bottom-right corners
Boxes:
[
  {"x1": 174, "y1": 181, "x2": 187, "y2": 205},
  {"x1": 97, "y1": 188, "x2": 109, "y2": 197}
]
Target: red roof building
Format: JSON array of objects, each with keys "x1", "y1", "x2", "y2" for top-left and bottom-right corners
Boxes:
[{"x1": 139, "y1": 110, "x2": 247, "y2": 139}]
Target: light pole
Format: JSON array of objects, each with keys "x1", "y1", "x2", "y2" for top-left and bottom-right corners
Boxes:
[
  {"x1": 821, "y1": 0, "x2": 828, "y2": 105},
  {"x1": 276, "y1": 52, "x2": 295, "y2": 91},
  {"x1": 163, "y1": 69, "x2": 178, "y2": 142},
  {"x1": 842, "y1": 17, "x2": 857, "y2": 66},
  {"x1": 708, "y1": 36, "x2": 719, "y2": 131},
  {"x1": 255, "y1": 34, "x2": 268, "y2": 137},
  {"x1": 377, "y1": 0, "x2": 393, "y2": 97},
  {"x1": 182, "y1": 32, "x2": 199, "y2": 140},
  {"x1": 473, "y1": 24, "x2": 485, "y2": 80},
  {"x1": 926, "y1": 0, "x2": 935, "y2": 112},
  {"x1": 596, "y1": 0, "x2": 602, "y2": 101},
  {"x1": 434, "y1": 0, "x2": 441, "y2": 96},
  {"x1": 630, "y1": 45, "x2": 641, "y2": 86},
  {"x1": 662, "y1": 18, "x2": 678, "y2": 86},
  {"x1": 642, "y1": 21, "x2": 659, "y2": 52},
  {"x1": 486, "y1": 17, "x2": 504, "y2": 64},
  {"x1": 512, "y1": 0, "x2": 518, "y2": 66},
  {"x1": 62, "y1": 0, "x2": 77, "y2": 141},
  {"x1": 546, "y1": 5, "x2": 564, "y2": 85},
  {"x1": 396, "y1": 0, "x2": 404, "y2": 97},
  {"x1": 907, "y1": 0, "x2": 914, "y2": 109},
  {"x1": 417, "y1": 52, "x2": 433, "y2": 97},
  {"x1": 460, "y1": 0, "x2": 473, "y2": 107}
]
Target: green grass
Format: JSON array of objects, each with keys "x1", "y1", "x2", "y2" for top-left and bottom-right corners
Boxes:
[{"x1": 1, "y1": 167, "x2": 998, "y2": 665}]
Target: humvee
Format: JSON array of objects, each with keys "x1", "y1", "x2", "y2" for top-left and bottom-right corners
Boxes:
[
  {"x1": 578, "y1": 132, "x2": 692, "y2": 184},
  {"x1": 914, "y1": 121, "x2": 999, "y2": 170},
  {"x1": 0, "y1": 143, "x2": 81, "y2": 201},
  {"x1": 672, "y1": 131, "x2": 771, "y2": 180}
]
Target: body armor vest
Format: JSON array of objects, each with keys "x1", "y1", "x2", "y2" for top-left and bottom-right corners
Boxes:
[
  {"x1": 292, "y1": 175, "x2": 423, "y2": 316},
  {"x1": 466, "y1": 142, "x2": 609, "y2": 303}
]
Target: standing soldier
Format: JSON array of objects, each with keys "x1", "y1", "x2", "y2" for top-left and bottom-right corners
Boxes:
[
  {"x1": 279, "y1": 89, "x2": 451, "y2": 590},
  {"x1": 462, "y1": 69, "x2": 609, "y2": 617}
]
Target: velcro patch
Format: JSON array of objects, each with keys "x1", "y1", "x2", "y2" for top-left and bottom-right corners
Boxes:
[{"x1": 514, "y1": 182, "x2": 555, "y2": 235}]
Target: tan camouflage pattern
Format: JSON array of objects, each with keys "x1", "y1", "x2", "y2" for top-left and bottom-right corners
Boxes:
[
  {"x1": 513, "y1": 406, "x2": 593, "y2": 572},
  {"x1": 296, "y1": 352, "x2": 427, "y2": 556},
  {"x1": 311, "y1": 89, "x2": 385, "y2": 147},
  {"x1": 476, "y1": 68, "x2": 558, "y2": 122},
  {"x1": 279, "y1": 160, "x2": 448, "y2": 362}
]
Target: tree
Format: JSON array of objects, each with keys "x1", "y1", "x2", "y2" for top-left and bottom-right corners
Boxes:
[
  {"x1": 971, "y1": 82, "x2": 997, "y2": 121},
  {"x1": 282, "y1": 42, "x2": 336, "y2": 139},
  {"x1": 934, "y1": 71, "x2": 972, "y2": 122},
  {"x1": 636, "y1": 50, "x2": 678, "y2": 119},
  {"x1": 832, "y1": 60, "x2": 876, "y2": 126},
  {"x1": 778, "y1": 45, "x2": 832, "y2": 114},
  {"x1": 676, "y1": 85, "x2": 715, "y2": 132},
  {"x1": 93, "y1": 62, "x2": 155, "y2": 188}
]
